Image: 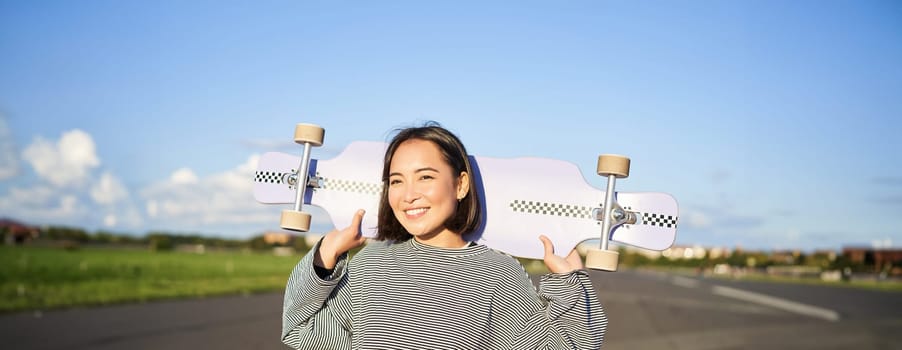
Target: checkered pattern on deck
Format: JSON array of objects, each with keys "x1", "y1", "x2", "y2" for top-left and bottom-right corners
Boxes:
[
  {"x1": 255, "y1": 171, "x2": 284, "y2": 184},
  {"x1": 509, "y1": 199, "x2": 679, "y2": 229},
  {"x1": 321, "y1": 177, "x2": 382, "y2": 196},
  {"x1": 642, "y1": 212, "x2": 678, "y2": 228},
  {"x1": 509, "y1": 200, "x2": 594, "y2": 219}
]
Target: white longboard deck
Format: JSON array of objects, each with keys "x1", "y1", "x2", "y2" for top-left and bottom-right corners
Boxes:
[{"x1": 255, "y1": 141, "x2": 678, "y2": 259}]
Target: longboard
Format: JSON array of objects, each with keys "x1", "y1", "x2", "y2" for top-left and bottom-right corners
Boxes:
[{"x1": 255, "y1": 141, "x2": 678, "y2": 261}]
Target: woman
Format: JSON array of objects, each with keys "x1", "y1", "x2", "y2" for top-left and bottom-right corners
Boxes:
[{"x1": 282, "y1": 123, "x2": 606, "y2": 349}]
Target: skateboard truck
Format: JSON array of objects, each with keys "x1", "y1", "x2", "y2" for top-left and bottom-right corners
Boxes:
[
  {"x1": 283, "y1": 172, "x2": 324, "y2": 189},
  {"x1": 585, "y1": 154, "x2": 630, "y2": 272},
  {"x1": 280, "y1": 123, "x2": 325, "y2": 232},
  {"x1": 592, "y1": 203, "x2": 638, "y2": 226}
]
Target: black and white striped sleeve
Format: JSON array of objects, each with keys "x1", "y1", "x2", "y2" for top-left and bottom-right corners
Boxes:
[
  {"x1": 492, "y1": 269, "x2": 607, "y2": 349},
  {"x1": 281, "y1": 241, "x2": 354, "y2": 350}
]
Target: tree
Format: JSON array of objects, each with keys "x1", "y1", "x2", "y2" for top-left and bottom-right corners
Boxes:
[
  {"x1": 147, "y1": 233, "x2": 174, "y2": 251},
  {"x1": 293, "y1": 236, "x2": 310, "y2": 252},
  {"x1": 247, "y1": 235, "x2": 268, "y2": 251}
]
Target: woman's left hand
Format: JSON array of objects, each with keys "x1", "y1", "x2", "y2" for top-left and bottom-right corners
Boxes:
[{"x1": 539, "y1": 235, "x2": 584, "y2": 273}]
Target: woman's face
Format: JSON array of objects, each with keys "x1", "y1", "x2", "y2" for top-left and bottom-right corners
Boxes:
[{"x1": 388, "y1": 139, "x2": 468, "y2": 242}]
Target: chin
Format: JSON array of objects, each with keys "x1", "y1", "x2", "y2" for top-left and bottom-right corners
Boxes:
[
  {"x1": 407, "y1": 229, "x2": 430, "y2": 237},
  {"x1": 407, "y1": 228, "x2": 440, "y2": 239}
]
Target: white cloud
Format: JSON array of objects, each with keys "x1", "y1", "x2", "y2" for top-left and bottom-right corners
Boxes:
[
  {"x1": 104, "y1": 214, "x2": 117, "y2": 227},
  {"x1": 0, "y1": 186, "x2": 86, "y2": 223},
  {"x1": 170, "y1": 168, "x2": 199, "y2": 185},
  {"x1": 90, "y1": 171, "x2": 143, "y2": 230},
  {"x1": 685, "y1": 211, "x2": 711, "y2": 229},
  {"x1": 90, "y1": 172, "x2": 129, "y2": 205},
  {"x1": 0, "y1": 176, "x2": 142, "y2": 231},
  {"x1": 0, "y1": 117, "x2": 18, "y2": 180},
  {"x1": 871, "y1": 238, "x2": 893, "y2": 249},
  {"x1": 146, "y1": 200, "x2": 159, "y2": 218},
  {"x1": 140, "y1": 154, "x2": 303, "y2": 234},
  {"x1": 105, "y1": 205, "x2": 144, "y2": 229},
  {"x1": 60, "y1": 195, "x2": 78, "y2": 214},
  {"x1": 0, "y1": 128, "x2": 146, "y2": 231},
  {"x1": 22, "y1": 129, "x2": 100, "y2": 187},
  {"x1": 1, "y1": 185, "x2": 51, "y2": 208}
]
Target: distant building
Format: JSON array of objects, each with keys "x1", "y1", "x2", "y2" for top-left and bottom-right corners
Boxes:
[
  {"x1": 263, "y1": 232, "x2": 294, "y2": 245},
  {"x1": 606, "y1": 243, "x2": 732, "y2": 261},
  {"x1": 811, "y1": 249, "x2": 837, "y2": 262},
  {"x1": 0, "y1": 218, "x2": 39, "y2": 244},
  {"x1": 661, "y1": 245, "x2": 707, "y2": 260},
  {"x1": 770, "y1": 250, "x2": 801, "y2": 265},
  {"x1": 707, "y1": 247, "x2": 732, "y2": 259},
  {"x1": 842, "y1": 247, "x2": 902, "y2": 274}
]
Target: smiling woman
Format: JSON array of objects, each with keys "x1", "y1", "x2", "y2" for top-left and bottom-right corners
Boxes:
[
  {"x1": 378, "y1": 126, "x2": 480, "y2": 247},
  {"x1": 385, "y1": 139, "x2": 469, "y2": 246},
  {"x1": 281, "y1": 122, "x2": 607, "y2": 349}
]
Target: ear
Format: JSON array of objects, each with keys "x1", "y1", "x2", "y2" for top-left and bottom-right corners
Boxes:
[{"x1": 456, "y1": 171, "x2": 470, "y2": 200}]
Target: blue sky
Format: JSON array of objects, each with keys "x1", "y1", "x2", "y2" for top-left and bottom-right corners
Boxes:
[{"x1": 1, "y1": 0, "x2": 900, "y2": 251}]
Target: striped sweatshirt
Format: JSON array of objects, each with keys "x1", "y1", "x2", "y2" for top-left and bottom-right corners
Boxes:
[{"x1": 282, "y1": 239, "x2": 607, "y2": 349}]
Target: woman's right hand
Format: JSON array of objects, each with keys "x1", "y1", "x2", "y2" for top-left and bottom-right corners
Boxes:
[{"x1": 314, "y1": 209, "x2": 367, "y2": 269}]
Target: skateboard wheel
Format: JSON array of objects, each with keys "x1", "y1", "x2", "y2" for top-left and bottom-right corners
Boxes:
[
  {"x1": 597, "y1": 154, "x2": 630, "y2": 178},
  {"x1": 585, "y1": 248, "x2": 619, "y2": 271},
  {"x1": 280, "y1": 210, "x2": 312, "y2": 232},
  {"x1": 293, "y1": 123, "x2": 325, "y2": 147}
]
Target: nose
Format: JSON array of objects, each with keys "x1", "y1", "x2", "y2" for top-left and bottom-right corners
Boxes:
[{"x1": 403, "y1": 182, "x2": 421, "y2": 203}]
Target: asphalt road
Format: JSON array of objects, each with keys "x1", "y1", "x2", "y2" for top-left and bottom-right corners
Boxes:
[
  {"x1": 2, "y1": 269, "x2": 900, "y2": 350},
  {"x1": 595, "y1": 269, "x2": 901, "y2": 349}
]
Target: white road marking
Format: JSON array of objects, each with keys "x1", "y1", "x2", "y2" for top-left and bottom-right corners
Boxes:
[
  {"x1": 671, "y1": 275, "x2": 700, "y2": 288},
  {"x1": 711, "y1": 285, "x2": 841, "y2": 322}
]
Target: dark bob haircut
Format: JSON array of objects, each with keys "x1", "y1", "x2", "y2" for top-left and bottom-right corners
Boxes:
[{"x1": 375, "y1": 122, "x2": 482, "y2": 242}]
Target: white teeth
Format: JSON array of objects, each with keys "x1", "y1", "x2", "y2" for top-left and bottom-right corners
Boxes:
[{"x1": 405, "y1": 208, "x2": 427, "y2": 215}]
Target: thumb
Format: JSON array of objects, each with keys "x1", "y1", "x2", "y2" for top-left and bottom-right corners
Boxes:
[
  {"x1": 539, "y1": 235, "x2": 555, "y2": 257},
  {"x1": 350, "y1": 209, "x2": 365, "y2": 229}
]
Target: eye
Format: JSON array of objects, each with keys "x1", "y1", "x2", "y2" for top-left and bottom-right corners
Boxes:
[
  {"x1": 419, "y1": 175, "x2": 434, "y2": 181},
  {"x1": 389, "y1": 178, "x2": 402, "y2": 186}
]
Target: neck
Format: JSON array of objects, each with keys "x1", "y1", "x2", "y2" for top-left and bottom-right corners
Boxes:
[{"x1": 413, "y1": 229, "x2": 466, "y2": 248}]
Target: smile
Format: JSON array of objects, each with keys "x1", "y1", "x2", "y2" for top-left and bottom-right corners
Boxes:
[{"x1": 405, "y1": 208, "x2": 428, "y2": 216}]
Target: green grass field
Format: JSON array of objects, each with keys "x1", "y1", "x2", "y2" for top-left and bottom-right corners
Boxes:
[
  {"x1": 14, "y1": 245, "x2": 891, "y2": 314},
  {"x1": 0, "y1": 245, "x2": 301, "y2": 313},
  {"x1": 0, "y1": 245, "x2": 553, "y2": 313}
]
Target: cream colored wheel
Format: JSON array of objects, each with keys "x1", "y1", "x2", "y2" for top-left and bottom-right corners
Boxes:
[
  {"x1": 585, "y1": 248, "x2": 619, "y2": 271},
  {"x1": 293, "y1": 123, "x2": 325, "y2": 146},
  {"x1": 596, "y1": 154, "x2": 630, "y2": 178},
  {"x1": 280, "y1": 210, "x2": 312, "y2": 232}
]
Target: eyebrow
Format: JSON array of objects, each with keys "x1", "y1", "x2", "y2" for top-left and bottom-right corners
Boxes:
[{"x1": 389, "y1": 167, "x2": 440, "y2": 177}]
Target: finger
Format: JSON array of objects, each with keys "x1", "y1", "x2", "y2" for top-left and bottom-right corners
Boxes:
[{"x1": 539, "y1": 235, "x2": 554, "y2": 256}]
